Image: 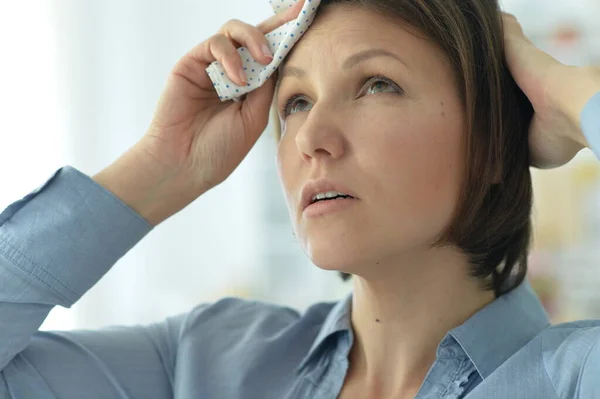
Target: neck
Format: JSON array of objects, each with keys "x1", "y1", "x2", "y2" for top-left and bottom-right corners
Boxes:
[{"x1": 346, "y1": 246, "x2": 495, "y2": 398}]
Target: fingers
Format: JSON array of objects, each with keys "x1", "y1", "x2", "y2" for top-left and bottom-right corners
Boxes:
[
  {"x1": 219, "y1": 19, "x2": 275, "y2": 66},
  {"x1": 502, "y1": 12, "x2": 525, "y2": 39},
  {"x1": 184, "y1": 1, "x2": 305, "y2": 94},
  {"x1": 202, "y1": 33, "x2": 250, "y2": 86},
  {"x1": 213, "y1": 1, "x2": 305, "y2": 84},
  {"x1": 257, "y1": 0, "x2": 306, "y2": 33},
  {"x1": 187, "y1": 0, "x2": 304, "y2": 88},
  {"x1": 185, "y1": 30, "x2": 265, "y2": 88}
]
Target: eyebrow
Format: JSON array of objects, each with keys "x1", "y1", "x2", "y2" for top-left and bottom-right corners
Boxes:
[{"x1": 278, "y1": 48, "x2": 409, "y2": 82}]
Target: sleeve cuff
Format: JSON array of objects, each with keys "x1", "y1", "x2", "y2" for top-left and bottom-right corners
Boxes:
[
  {"x1": 581, "y1": 92, "x2": 600, "y2": 160},
  {"x1": 0, "y1": 166, "x2": 152, "y2": 306}
]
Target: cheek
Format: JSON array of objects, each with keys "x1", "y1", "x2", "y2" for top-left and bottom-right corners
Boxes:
[
  {"x1": 276, "y1": 137, "x2": 300, "y2": 215},
  {"x1": 361, "y1": 101, "x2": 465, "y2": 225},
  {"x1": 276, "y1": 142, "x2": 291, "y2": 194}
]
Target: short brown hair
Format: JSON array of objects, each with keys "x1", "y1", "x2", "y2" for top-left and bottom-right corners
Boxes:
[{"x1": 272, "y1": 0, "x2": 534, "y2": 297}]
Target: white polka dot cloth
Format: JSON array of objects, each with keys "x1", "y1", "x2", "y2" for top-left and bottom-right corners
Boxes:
[{"x1": 206, "y1": 0, "x2": 322, "y2": 102}]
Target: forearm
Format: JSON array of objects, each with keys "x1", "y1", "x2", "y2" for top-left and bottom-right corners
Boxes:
[{"x1": 93, "y1": 140, "x2": 203, "y2": 226}]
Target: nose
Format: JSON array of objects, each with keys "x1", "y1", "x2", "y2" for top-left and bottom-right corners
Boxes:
[{"x1": 294, "y1": 107, "x2": 346, "y2": 163}]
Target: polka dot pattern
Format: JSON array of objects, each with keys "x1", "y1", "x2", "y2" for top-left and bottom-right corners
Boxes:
[{"x1": 206, "y1": 0, "x2": 321, "y2": 101}]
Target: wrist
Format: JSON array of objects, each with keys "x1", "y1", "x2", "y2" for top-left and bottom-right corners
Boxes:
[
  {"x1": 555, "y1": 66, "x2": 600, "y2": 148},
  {"x1": 93, "y1": 142, "x2": 203, "y2": 226}
]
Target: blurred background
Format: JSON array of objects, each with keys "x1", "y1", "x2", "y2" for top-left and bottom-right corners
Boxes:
[{"x1": 0, "y1": 0, "x2": 599, "y2": 331}]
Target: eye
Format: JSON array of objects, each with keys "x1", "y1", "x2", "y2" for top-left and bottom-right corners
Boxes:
[
  {"x1": 363, "y1": 76, "x2": 402, "y2": 95},
  {"x1": 282, "y1": 95, "x2": 313, "y2": 117},
  {"x1": 280, "y1": 75, "x2": 403, "y2": 118}
]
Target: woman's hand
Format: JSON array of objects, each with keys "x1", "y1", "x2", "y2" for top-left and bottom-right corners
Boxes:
[
  {"x1": 143, "y1": 1, "x2": 304, "y2": 188},
  {"x1": 94, "y1": 3, "x2": 304, "y2": 225},
  {"x1": 502, "y1": 13, "x2": 600, "y2": 169}
]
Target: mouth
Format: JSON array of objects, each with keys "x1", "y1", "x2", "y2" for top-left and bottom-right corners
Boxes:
[
  {"x1": 310, "y1": 193, "x2": 354, "y2": 205},
  {"x1": 300, "y1": 180, "x2": 359, "y2": 213},
  {"x1": 303, "y1": 194, "x2": 358, "y2": 218}
]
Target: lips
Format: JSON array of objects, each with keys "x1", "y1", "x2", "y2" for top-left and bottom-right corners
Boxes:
[{"x1": 300, "y1": 179, "x2": 358, "y2": 212}]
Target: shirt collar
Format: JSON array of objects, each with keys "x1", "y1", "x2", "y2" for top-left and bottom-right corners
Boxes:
[
  {"x1": 448, "y1": 278, "x2": 551, "y2": 379},
  {"x1": 296, "y1": 292, "x2": 353, "y2": 372},
  {"x1": 296, "y1": 279, "x2": 550, "y2": 377}
]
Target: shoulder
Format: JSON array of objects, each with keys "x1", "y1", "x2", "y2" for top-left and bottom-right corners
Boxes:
[
  {"x1": 164, "y1": 298, "x2": 340, "y2": 397},
  {"x1": 470, "y1": 320, "x2": 600, "y2": 398},
  {"x1": 182, "y1": 297, "x2": 336, "y2": 332},
  {"x1": 177, "y1": 297, "x2": 337, "y2": 352},
  {"x1": 537, "y1": 320, "x2": 600, "y2": 397},
  {"x1": 540, "y1": 319, "x2": 600, "y2": 362}
]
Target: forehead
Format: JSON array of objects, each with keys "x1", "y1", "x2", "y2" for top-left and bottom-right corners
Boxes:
[{"x1": 283, "y1": 4, "x2": 438, "y2": 68}]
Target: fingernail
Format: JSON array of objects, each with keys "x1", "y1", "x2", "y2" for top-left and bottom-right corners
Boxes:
[
  {"x1": 239, "y1": 68, "x2": 248, "y2": 84},
  {"x1": 261, "y1": 44, "x2": 273, "y2": 59}
]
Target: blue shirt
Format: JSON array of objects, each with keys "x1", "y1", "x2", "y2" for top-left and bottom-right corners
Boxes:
[{"x1": 1, "y1": 92, "x2": 600, "y2": 398}]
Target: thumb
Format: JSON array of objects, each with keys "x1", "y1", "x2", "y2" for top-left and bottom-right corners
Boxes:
[{"x1": 240, "y1": 73, "x2": 277, "y2": 139}]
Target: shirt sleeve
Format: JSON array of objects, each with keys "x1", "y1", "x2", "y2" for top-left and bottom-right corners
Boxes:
[
  {"x1": 578, "y1": 329, "x2": 600, "y2": 398},
  {"x1": 581, "y1": 92, "x2": 600, "y2": 160},
  {"x1": 0, "y1": 166, "x2": 179, "y2": 398}
]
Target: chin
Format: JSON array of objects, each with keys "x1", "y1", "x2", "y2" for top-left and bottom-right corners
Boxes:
[
  {"x1": 301, "y1": 232, "x2": 370, "y2": 273},
  {"x1": 298, "y1": 226, "x2": 425, "y2": 276}
]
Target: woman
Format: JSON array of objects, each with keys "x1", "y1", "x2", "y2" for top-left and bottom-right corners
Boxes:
[{"x1": 1, "y1": 0, "x2": 599, "y2": 397}]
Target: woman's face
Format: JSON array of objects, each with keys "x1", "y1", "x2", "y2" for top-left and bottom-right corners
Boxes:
[{"x1": 276, "y1": 4, "x2": 466, "y2": 275}]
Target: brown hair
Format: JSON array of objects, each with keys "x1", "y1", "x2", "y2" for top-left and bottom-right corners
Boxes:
[{"x1": 272, "y1": 0, "x2": 534, "y2": 297}]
